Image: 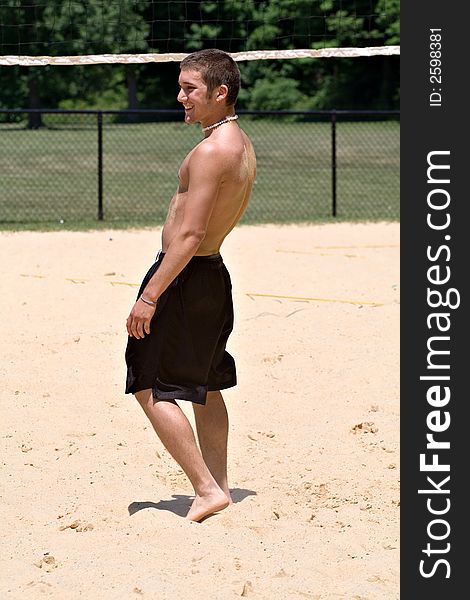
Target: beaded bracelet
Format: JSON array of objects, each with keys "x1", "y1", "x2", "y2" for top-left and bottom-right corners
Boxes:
[{"x1": 139, "y1": 295, "x2": 157, "y2": 307}]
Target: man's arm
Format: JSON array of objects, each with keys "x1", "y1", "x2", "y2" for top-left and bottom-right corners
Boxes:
[{"x1": 127, "y1": 142, "x2": 224, "y2": 338}]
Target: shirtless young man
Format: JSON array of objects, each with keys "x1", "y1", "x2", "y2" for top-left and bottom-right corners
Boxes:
[{"x1": 125, "y1": 49, "x2": 256, "y2": 522}]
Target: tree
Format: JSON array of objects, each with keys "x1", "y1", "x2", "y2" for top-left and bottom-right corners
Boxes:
[
  {"x1": 0, "y1": 0, "x2": 400, "y2": 114},
  {"x1": 0, "y1": 0, "x2": 149, "y2": 124},
  {"x1": 302, "y1": 0, "x2": 400, "y2": 109}
]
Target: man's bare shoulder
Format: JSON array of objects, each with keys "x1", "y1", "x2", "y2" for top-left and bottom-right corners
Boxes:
[
  {"x1": 188, "y1": 139, "x2": 235, "y2": 177},
  {"x1": 190, "y1": 138, "x2": 221, "y2": 160},
  {"x1": 199, "y1": 134, "x2": 242, "y2": 154}
]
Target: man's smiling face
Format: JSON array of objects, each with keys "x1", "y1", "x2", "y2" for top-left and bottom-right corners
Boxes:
[{"x1": 177, "y1": 69, "x2": 214, "y2": 125}]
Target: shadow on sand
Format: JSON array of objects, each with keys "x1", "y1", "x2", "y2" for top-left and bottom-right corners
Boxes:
[{"x1": 128, "y1": 488, "x2": 256, "y2": 518}]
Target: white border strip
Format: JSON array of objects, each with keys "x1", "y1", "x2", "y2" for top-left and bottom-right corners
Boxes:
[{"x1": 0, "y1": 46, "x2": 399, "y2": 66}]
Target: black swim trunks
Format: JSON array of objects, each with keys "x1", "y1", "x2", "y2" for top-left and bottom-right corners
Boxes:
[{"x1": 125, "y1": 251, "x2": 236, "y2": 405}]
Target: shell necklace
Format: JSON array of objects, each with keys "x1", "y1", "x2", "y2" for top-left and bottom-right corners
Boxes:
[{"x1": 202, "y1": 114, "x2": 238, "y2": 132}]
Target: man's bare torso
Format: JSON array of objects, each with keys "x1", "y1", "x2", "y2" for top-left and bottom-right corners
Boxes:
[{"x1": 162, "y1": 126, "x2": 256, "y2": 255}]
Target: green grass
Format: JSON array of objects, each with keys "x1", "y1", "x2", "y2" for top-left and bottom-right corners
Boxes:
[{"x1": 0, "y1": 117, "x2": 399, "y2": 230}]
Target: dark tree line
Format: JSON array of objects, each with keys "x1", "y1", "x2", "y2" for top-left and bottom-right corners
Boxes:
[{"x1": 0, "y1": 0, "x2": 399, "y2": 126}]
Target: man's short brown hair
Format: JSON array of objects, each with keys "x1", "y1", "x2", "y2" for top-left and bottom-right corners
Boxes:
[{"x1": 180, "y1": 48, "x2": 240, "y2": 106}]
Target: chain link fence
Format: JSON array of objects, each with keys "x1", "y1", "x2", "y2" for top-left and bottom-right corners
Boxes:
[{"x1": 0, "y1": 109, "x2": 399, "y2": 228}]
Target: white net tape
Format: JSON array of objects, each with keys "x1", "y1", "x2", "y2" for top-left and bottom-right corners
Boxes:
[{"x1": 0, "y1": 46, "x2": 399, "y2": 67}]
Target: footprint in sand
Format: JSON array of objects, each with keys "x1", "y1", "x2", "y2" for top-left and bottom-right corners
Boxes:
[
  {"x1": 59, "y1": 519, "x2": 94, "y2": 532},
  {"x1": 274, "y1": 568, "x2": 289, "y2": 578},
  {"x1": 351, "y1": 421, "x2": 378, "y2": 434},
  {"x1": 262, "y1": 354, "x2": 284, "y2": 364},
  {"x1": 248, "y1": 431, "x2": 276, "y2": 441},
  {"x1": 34, "y1": 555, "x2": 58, "y2": 572}
]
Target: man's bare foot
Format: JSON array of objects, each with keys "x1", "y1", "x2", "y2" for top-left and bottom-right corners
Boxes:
[
  {"x1": 222, "y1": 489, "x2": 233, "y2": 504},
  {"x1": 186, "y1": 489, "x2": 230, "y2": 522},
  {"x1": 214, "y1": 482, "x2": 233, "y2": 504}
]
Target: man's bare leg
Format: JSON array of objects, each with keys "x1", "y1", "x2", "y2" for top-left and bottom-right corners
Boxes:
[
  {"x1": 192, "y1": 390, "x2": 232, "y2": 503},
  {"x1": 135, "y1": 389, "x2": 229, "y2": 522}
]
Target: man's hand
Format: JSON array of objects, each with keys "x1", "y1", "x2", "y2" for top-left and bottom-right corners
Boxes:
[{"x1": 126, "y1": 299, "x2": 156, "y2": 339}]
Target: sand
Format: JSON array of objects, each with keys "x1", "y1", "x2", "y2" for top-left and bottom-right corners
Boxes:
[{"x1": 0, "y1": 222, "x2": 399, "y2": 599}]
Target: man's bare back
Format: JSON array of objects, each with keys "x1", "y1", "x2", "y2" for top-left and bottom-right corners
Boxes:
[{"x1": 162, "y1": 126, "x2": 256, "y2": 255}]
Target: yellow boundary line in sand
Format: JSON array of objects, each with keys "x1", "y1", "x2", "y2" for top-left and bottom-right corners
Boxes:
[
  {"x1": 111, "y1": 283, "x2": 384, "y2": 306},
  {"x1": 276, "y1": 244, "x2": 399, "y2": 254},
  {"x1": 18, "y1": 276, "x2": 385, "y2": 306},
  {"x1": 246, "y1": 292, "x2": 384, "y2": 307},
  {"x1": 111, "y1": 281, "x2": 139, "y2": 287}
]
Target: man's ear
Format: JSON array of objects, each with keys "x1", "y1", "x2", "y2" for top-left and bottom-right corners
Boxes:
[{"x1": 216, "y1": 84, "x2": 229, "y2": 102}]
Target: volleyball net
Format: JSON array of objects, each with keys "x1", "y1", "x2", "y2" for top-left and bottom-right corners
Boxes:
[
  {"x1": 0, "y1": 0, "x2": 399, "y2": 66},
  {"x1": 0, "y1": 1, "x2": 399, "y2": 227}
]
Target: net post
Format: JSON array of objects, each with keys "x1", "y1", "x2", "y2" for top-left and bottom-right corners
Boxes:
[
  {"x1": 331, "y1": 111, "x2": 337, "y2": 217},
  {"x1": 97, "y1": 111, "x2": 104, "y2": 221}
]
